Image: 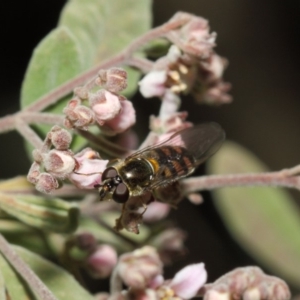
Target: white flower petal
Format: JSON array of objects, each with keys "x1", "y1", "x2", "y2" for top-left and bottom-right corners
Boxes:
[{"x1": 169, "y1": 263, "x2": 207, "y2": 299}]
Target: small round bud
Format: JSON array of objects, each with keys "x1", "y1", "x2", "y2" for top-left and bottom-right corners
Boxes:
[
  {"x1": 63, "y1": 99, "x2": 95, "y2": 130},
  {"x1": 27, "y1": 162, "x2": 40, "y2": 184},
  {"x1": 97, "y1": 68, "x2": 127, "y2": 93},
  {"x1": 32, "y1": 149, "x2": 43, "y2": 163},
  {"x1": 105, "y1": 68, "x2": 127, "y2": 93},
  {"x1": 35, "y1": 173, "x2": 59, "y2": 193},
  {"x1": 74, "y1": 86, "x2": 89, "y2": 100},
  {"x1": 86, "y1": 245, "x2": 118, "y2": 279},
  {"x1": 75, "y1": 232, "x2": 97, "y2": 252},
  {"x1": 44, "y1": 150, "x2": 75, "y2": 179},
  {"x1": 50, "y1": 126, "x2": 72, "y2": 150},
  {"x1": 118, "y1": 246, "x2": 163, "y2": 289}
]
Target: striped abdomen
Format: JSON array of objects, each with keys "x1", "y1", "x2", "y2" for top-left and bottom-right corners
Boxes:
[{"x1": 145, "y1": 145, "x2": 196, "y2": 181}]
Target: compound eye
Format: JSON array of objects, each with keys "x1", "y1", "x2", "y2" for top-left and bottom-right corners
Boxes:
[
  {"x1": 102, "y1": 167, "x2": 118, "y2": 181},
  {"x1": 113, "y1": 183, "x2": 129, "y2": 203}
]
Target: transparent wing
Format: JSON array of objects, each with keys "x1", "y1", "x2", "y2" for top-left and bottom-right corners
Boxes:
[
  {"x1": 126, "y1": 123, "x2": 225, "y2": 190},
  {"x1": 127, "y1": 123, "x2": 225, "y2": 166},
  {"x1": 172, "y1": 122, "x2": 225, "y2": 166}
]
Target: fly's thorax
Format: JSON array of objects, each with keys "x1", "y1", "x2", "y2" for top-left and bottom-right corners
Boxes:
[{"x1": 118, "y1": 158, "x2": 154, "y2": 189}]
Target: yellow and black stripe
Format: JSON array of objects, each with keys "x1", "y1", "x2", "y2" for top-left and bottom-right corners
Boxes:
[{"x1": 146, "y1": 145, "x2": 195, "y2": 180}]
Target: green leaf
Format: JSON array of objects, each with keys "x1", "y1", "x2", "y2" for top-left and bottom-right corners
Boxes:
[
  {"x1": 0, "y1": 245, "x2": 94, "y2": 300},
  {"x1": 59, "y1": 0, "x2": 152, "y2": 65},
  {"x1": 20, "y1": 26, "x2": 85, "y2": 155},
  {"x1": 21, "y1": 27, "x2": 84, "y2": 110},
  {"x1": 0, "y1": 220, "x2": 51, "y2": 256},
  {"x1": 59, "y1": 0, "x2": 152, "y2": 99},
  {"x1": 0, "y1": 269, "x2": 6, "y2": 300},
  {"x1": 0, "y1": 193, "x2": 79, "y2": 233},
  {"x1": 0, "y1": 251, "x2": 36, "y2": 299},
  {"x1": 207, "y1": 141, "x2": 300, "y2": 289},
  {"x1": 0, "y1": 176, "x2": 35, "y2": 193}
]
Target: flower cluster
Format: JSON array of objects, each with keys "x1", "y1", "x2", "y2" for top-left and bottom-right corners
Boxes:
[
  {"x1": 139, "y1": 15, "x2": 232, "y2": 108},
  {"x1": 95, "y1": 246, "x2": 207, "y2": 300},
  {"x1": 90, "y1": 246, "x2": 290, "y2": 300},
  {"x1": 64, "y1": 68, "x2": 136, "y2": 135},
  {"x1": 27, "y1": 125, "x2": 108, "y2": 193}
]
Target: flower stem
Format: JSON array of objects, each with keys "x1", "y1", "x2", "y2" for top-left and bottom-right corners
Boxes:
[
  {"x1": 181, "y1": 170, "x2": 300, "y2": 193},
  {"x1": 15, "y1": 118, "x2": 43, "y2": 149},
  {"x1": 0, "y1": 234, "x2": 58, "y2": 300}
]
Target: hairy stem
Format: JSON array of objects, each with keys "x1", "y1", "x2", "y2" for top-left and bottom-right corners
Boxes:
[
  {"x1": 0, "y1": 234, "x2": 58, "y2": 300},
  {"x1": 181, "y1": 170, "x2": 300, "y2": 193},
  {"x1": 126, "y1": 56, "x2": 154, "y2": 73},
  {"x1": 20, "y1": 112, "x2": 64, "y2": 126},
  {"x1": 15, "y1": 118, "x2": 43, "y2": 149}
]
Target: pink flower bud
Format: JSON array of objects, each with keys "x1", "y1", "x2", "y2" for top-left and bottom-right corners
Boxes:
[
  {"x1": 69, "y1": 148, "x2": 108, "y2": 189},
  {"x1": 35, "y1": 173, "x2": 59, "y2": 193},
  {"x1": 90, "y1": 90, "x2": 122, "y2": 125},
  {"x1": 74, "y1": 86, "x2": 89, "y2": 100},
  {"x1": 32, "y1": 149, "x2": 43, "y2": 163},
  {"x1": 104, "y1": 100, "x2": 136, "y2": 134},
  {"x1": 201, "y1": 54, "x2": 227, "y2": 82},
  {"x1": 63, "y1": 99, "x2": 95, "y2": 130},
  {"x1": 97, "y1": 68, "x2": 128, "y2": 93},
  {"x1": 118, "y1": 246, "x2": 163, "y2": 289},
  {"x1": 43, "y1": 149, "x2": 75, "y2": 179},
  {"x1": 179, "y1": 16, "x2": 215, "y2": 58},
  {"x1": 49, "y1": 126, "x2": 72, "y2": 150},
  {"x1": 27, "y1": 162, "x2": 40, "y2": 184},
  {"x1": 86, "y1": 245, "x2": 118, "y2": 279},
  {"x1": 201, "y1": 81, "x2": 232, "y2": 105},
  {"x1": 202, "y1": 267, "x2": 291, "y2": 300}
]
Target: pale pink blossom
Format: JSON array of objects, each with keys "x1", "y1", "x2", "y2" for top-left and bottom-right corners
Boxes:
[
  {"x1": 104, "y1": 100, "x2": 136, "y2": 134},
  {"x1": 139, "y1": 70, "x2": 167, "y2": 98},
  {"x1": 90, "y1": 90, "x2": 122, "y2": 125},
  {"x1": 169, "y1": 263, "x2": 207, "y2": 299},
  {"x1": 69, "y1": 148, "x2": 108, "y2": 189}
]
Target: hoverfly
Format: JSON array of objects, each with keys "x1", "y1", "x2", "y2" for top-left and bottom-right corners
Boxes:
[{"x1": 97, "y1": 123, "x2": 225, "y2": 204}]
